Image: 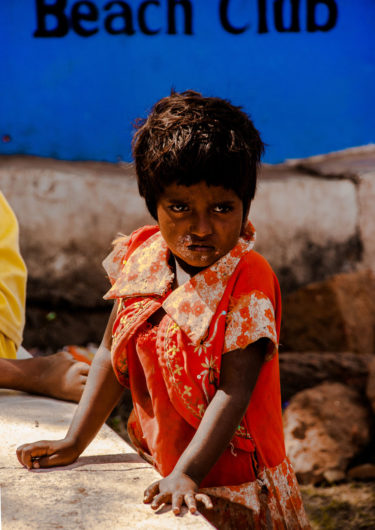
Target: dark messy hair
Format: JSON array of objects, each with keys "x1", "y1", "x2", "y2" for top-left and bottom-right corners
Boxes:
[{"x1": 132, "y1": 90, "x2": 265, "y2": 220}]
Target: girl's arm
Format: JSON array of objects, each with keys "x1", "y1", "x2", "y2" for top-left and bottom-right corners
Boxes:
[
  {"x1": 16, "y1": 303, "x2": 123, "y2": 469},
  {"x1": 144, "y1": 338, "x2": 267, "y2": 515}
]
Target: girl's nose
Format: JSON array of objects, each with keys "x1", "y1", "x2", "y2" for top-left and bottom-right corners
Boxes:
[{"x1": 190, "y1": 213, "x2": 213, "y2": 237}]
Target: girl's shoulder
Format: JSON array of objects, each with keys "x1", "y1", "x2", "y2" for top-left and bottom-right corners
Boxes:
[
  {"x1": 103, "y1": 225, "x2": 159, "y2": 285},
  {"x1": 235, "y1": 249, "x2": 280, "y2": 294},
  {"x1": 123, "y1": 224, "x2": 160, "y2": 256},
  {"x1": 241, "y1": 249, "x2": 275, "y2": 273}
]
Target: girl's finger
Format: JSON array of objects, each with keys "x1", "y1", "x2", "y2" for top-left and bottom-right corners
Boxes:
[
  {"x1": 16, "y1": 443, "x2": 49, "y2": 469},
  {"x1": 172, "y1": 493, "x2": 184, "y2": 515},
  {"x1": 16, "y1": 445, "x2": 32, "y2": 469},
  {"x1": 195, "y1": 493, "x2": 213, "y2": 510},
  {"x1": 151, "y1": 492, "x2": 169, "y2": 510},
  {"x1": 32, "y1": 452, "x2": 68, "y2": 468},
  {"x1": 184, "y1": 492, "x2": 197, "y2": 514},
  {"x1": 143, "y1": 481, "x2": 160, "y2": 503},
  {"x1": 76, "y1": 362, "x2": 90, "y2": 376}
]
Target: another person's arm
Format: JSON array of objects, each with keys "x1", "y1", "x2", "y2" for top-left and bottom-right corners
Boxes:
[
  {"x1": 16, "y1": 303, "x2": 123, "y2": 469},
  {"x1": 143, "y1": 338, "x2": 267, "y2": 514},
  {"x1": 0, "y1": 351, "x2": 89, "y2": 403}
]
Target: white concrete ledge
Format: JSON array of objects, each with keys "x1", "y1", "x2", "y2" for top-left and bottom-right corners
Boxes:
[
  {"x1": 0, "y1": 390, "x2": 211, "y2": 529},
  {"x1": 0, "y1": 155, "x2": 153, "y2": 307}
]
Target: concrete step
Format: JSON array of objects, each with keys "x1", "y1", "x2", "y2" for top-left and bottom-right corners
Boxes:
[{"x1": 0, "y1": 390, "x2": 212, "y2": 529}]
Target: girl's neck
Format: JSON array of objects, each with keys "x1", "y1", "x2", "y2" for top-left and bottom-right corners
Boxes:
[{"x1": 170, "y1": 254, "x2": 205, "y2": 288}]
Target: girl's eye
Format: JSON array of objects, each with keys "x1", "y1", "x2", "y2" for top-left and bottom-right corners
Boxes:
[
  {"x1": 213, "y1": 204, "x2": 232, "y2": 213},
  {"x1": 169, "y1": 203, "x2": 189, "y2": 212}
]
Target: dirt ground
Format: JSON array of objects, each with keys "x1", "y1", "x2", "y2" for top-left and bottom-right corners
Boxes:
[{"x1": 301, "y1": 482, "x2": 375, "y2": 530}]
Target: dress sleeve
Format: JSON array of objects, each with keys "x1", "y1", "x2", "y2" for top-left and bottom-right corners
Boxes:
[
  {"x1": 102, "y1": 235, "x2": 130, "y2": 287},
  {"x1": 223, "y1": 290, "x2": 278, "y2": 360}
]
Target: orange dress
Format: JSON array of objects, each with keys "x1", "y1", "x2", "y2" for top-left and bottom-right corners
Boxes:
[{"x1": 103, "y1": 224, "x2": 310, "y2": 529}]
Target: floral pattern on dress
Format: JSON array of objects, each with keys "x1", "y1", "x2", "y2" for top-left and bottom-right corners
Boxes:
[
  {"x1": 102, "y1": 234, "x2": 130, "y2": 286},
  {"x1": 104, "y1": 231, "x2": 174, "y2": 300},
  {"x1": 201, "y1": 457, "x2": 311, "y2": 529},
  {"x1": 224, "y1": 291, "x2": 278, "y2": 360},
  {"x1": 111, "y1": 297, "x2": 162, "y2": 386},
  {"x1": 158, "y1": 312, "x2": 226, "y2": 422}
]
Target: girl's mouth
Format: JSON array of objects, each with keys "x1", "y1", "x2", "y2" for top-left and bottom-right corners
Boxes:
[{"x1": 187, "y1": 244, "x2": 215, "y2": 252}]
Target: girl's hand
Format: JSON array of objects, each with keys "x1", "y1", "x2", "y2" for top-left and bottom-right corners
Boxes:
[
  {"x1": 143, "y1": 471, "x2": 213, "y2": 515},
  {"x1": 16, "y1": 439, "x2": 79, "y2": 470}
]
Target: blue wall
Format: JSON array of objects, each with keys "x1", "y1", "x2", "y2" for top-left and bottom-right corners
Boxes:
[{"x1": 1, "y1": 1, "x2": 374, "y2": 163}]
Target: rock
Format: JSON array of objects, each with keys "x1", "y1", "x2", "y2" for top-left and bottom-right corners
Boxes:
[
  {"x1": 279, "y1": 352, "x2": 372, "y2": 402},
  {"x1": 281, "y1": 270, "x2": 375, "y2": 353},
  {"x1": 348, "y1": 464, "x2": 375, "y2": 481},
  {"x1": 283, "y1": 382, "x2": 371, "y2": 485},
  {"x1": 322, "y1": 469, "x2": 346, "y2": 484},
  {"x1": 366, "y1": 357, "x2": 375, "y2": 415}
]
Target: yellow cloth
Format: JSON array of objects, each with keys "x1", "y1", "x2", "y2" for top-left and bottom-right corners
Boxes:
[
  {"x1": 0, "y1": 334, "x2": 17, "y2": 359},
  {"x1": 0, "y1": 192, "x2": 27, "y2": 358}
]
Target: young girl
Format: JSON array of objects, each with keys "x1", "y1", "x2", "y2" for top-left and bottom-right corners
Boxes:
[{"x1": 17, "y1": 91, "x2": 310, "y2": 528}]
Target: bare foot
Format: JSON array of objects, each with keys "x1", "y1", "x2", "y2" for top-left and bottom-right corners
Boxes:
[{"x1": 37, "y1": 351, "x2": 89, "y2": 403}]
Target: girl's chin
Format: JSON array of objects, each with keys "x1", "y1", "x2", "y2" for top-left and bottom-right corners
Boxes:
[{"x1": 174, "y1": 252, "x2": 219, "y2": 273}]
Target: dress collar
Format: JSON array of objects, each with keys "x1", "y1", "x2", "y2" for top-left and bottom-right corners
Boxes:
[{"x1": 105, "y1": 222, "x2": 256, "y2": 344}]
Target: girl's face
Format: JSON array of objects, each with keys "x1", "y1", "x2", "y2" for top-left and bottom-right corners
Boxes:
[{"x1": 156, "y1": 182, "x2": 246, "y2": 275}]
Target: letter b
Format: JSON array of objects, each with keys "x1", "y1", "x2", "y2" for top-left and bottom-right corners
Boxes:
[
  {"x1": 307, "y1": 0, "x2": 338, "y2": 32},
  {"x1": 34, "y1": 0, "x2": 69, "y2": 37}
]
